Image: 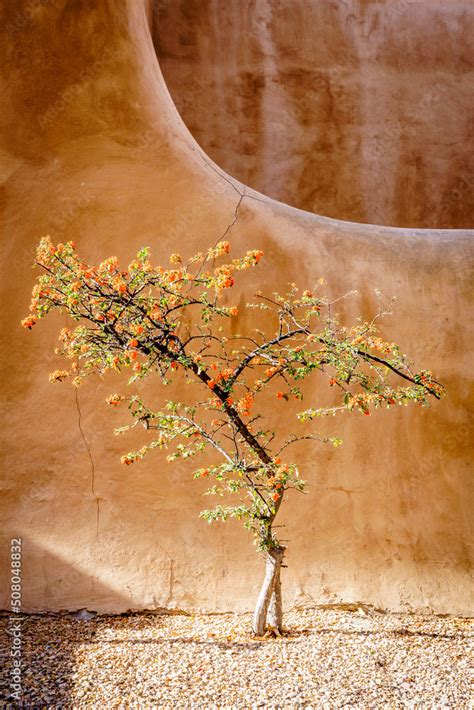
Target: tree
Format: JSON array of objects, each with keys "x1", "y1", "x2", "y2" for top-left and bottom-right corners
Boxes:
[{"x1": 22, "y1": 237, "x2": 444, "y2": 635}]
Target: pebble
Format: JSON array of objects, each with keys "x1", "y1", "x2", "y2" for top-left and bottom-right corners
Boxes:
[{"x1": 0, "y1": 607, "x2": 471, "y2": 707}]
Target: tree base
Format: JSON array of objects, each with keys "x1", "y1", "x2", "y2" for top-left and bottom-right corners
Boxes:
[{"x1": 253, "y1": 546, "x2": 285, "y2": 636}]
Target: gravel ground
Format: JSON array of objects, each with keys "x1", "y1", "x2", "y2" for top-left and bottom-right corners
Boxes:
[{"x1": 0, "y1": 607, "x2": 471, "y2": 708}]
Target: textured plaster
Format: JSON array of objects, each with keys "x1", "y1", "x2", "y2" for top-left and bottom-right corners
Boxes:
[
  {"x1": 155, "y1": 0, "x2": 474, "y2": 228},
  {"x1": 0, "y1": 0, "x2": 472, "y2": 616}
]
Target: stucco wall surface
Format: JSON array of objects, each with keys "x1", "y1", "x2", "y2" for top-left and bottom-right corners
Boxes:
[
  {"x1": 155, "y1": 0, "x2": 474, "y2": 229},
  {"x1": 0, "y1": 0, "x2": 472, "y2": 616}
]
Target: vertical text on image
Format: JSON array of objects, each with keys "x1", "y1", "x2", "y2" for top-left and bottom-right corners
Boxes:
[{"x1": 10, "y1": 538, "x2": 22, "y2": 702}]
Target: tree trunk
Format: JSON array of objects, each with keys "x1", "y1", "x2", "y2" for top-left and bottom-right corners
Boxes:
[
  {"x1": 267, "y1": 558, "x2": 283, "y2": 631},
  {"x1": 253, "y1": 546, "x2": 285, "y2": 635}
]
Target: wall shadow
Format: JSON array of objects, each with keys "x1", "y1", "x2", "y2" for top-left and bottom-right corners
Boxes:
[{"x1": 0, "y1": 540, "x2": 134, "y2": 707}]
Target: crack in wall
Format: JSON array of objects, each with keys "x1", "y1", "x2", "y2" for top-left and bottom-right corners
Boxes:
[
  {"x1": 192, "y1": 145, "x2": 245, "y2": 200},
  {"x1": 219, "y1": 188, "x2": 245, "y2": 241},
  {"x1": 193, "y1": 144, "x2": 278, "y2": 209},
  {"x1": 203, "y1": 186, "x2": 246, "y2": 261},
  {"x1": 75, "y1": 388, "x2": 100, "y2": 539},
  {"x1": 165, "y1": 557, "x2": 175, "y2": 608},
  {"x1": 151, "y1": 521, "x2": 176, "y2": 608}
]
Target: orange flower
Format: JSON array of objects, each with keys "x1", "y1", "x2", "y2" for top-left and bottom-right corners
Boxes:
[
  {"x1": 237, "y1": 392, "x2": 254, "y2": 416},
  {"x1": 226, "y1": 397, "x2": 234, "y2": 406},
  {"x1": 329, "y1": 378, "x2": 337, "y2": 386},
  {"x1": 112, "y1": 276, "x2": 127, "y2": 294},
  {"x1": 106, "y1": 394, "x2": 122, "y2": 406},
  {"x1": 271, "y1": 492, "x2": 280, "y2": 502},
  {"x1": 229, "y1": 307, "x2": 238, "y2": 316},
  {"x1": 208, "y1": 380, "x2": 216, "y2": 389},
  {"x1": 129, "y1": 338, "x2": 139, "y2": 348},
  {"x1": 276, "y1": 391, "x2": 284, "y2": 399},
  {"x1": 21, "y1": 316, "x2": 36, "y2": 329},
  {"x1": 133, "y1": 362, "x2": 141, "y2": 372}
]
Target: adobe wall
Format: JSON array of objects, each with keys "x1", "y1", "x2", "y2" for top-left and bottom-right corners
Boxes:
[
  {"x1": 155, "y1": 0, "x2": 474, "y2": 228},
  {"x1": 0, "y1": 0, "x2": 472, "y2": 615}
]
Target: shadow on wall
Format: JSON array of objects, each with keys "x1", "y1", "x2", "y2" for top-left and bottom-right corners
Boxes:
[{"x1": 0, "y1": 538, "x2": 129, "y2": 705}]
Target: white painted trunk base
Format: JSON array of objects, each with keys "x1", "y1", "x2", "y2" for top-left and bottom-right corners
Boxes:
[{"x1": 253, "y1": 547, "x2": 285, "y2": 635}]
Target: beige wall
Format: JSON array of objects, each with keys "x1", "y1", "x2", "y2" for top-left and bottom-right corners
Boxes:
[
  {"x1": 154, "y1": 0, "x2": 474, "y2": 228},
  {"x1": 0, "y1": 0, "x2": 472, "y2": 616}
]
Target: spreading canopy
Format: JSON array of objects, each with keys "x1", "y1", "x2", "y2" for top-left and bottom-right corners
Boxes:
[{"x1": 22, "y1": 237, "x2": 444, "y2": 549}]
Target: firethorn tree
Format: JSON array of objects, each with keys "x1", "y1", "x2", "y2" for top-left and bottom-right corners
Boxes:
[{"x1": 23, "y1": 236, "x2": 444, "y2": 635}]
